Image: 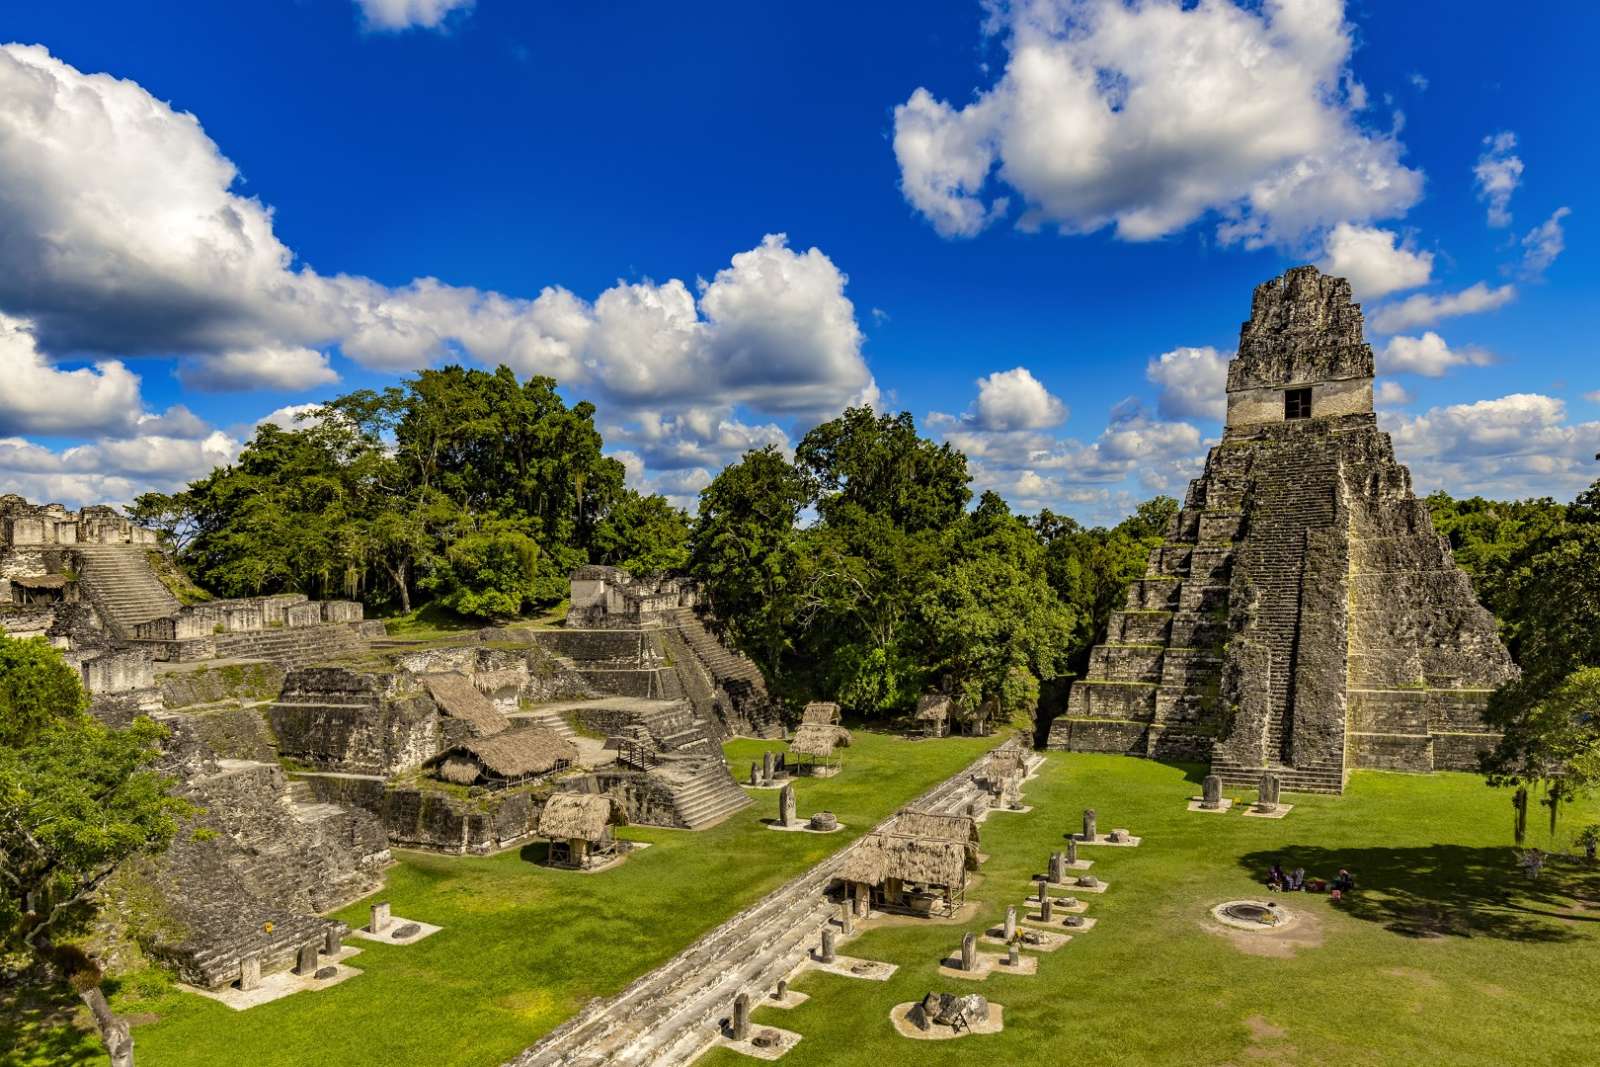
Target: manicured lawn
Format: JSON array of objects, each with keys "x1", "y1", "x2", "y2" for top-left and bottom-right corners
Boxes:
[
  {"x1": 77, "y1": 731, "x2": 995, "y2": 1067},
  {"x1": 701, "y1": 753, "x2": 1600, "y2": 1067}
]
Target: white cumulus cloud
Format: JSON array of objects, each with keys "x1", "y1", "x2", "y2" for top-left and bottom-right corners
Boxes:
[
  {"x1": 1374, "y1": 380, "x2": 1413, "y2": 407},
  {"x1": 0, "y1": 314, "x2": 144, "y2": 436},
  {"x1": 964, "y1": 367, "x2": 1068, "y2": 431},
  {"x1": 1380, "y1": 332, "x2": 1492, "y2": 378},
  {"x1": 1318, "y1": 223, "x2": 1432, "y2": 299},
  {"x1": 354, "y1": 0, "x2": 474, "y2": 32},
  {"x1": 892, "y1": 0, "x2": 1422, "y2": 247},
  {"x1": 177, "y1": 346, "x2": 339, "y2": 392},
  {"x1": 1473, "y1": 131, "x2": 1523, "y2": 228},
  {"x1": 1369, "y1": 282, "x2": 1516, "y2": 334},
  {"x1": 1386, "y1": 392, "x2": 1600, "y2": 499},
  {"x1": 1146, "y1": 346, "x2": 1230, "y2": 421}
]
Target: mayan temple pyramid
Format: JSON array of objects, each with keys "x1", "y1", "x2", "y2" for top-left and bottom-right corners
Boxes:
[{"x1": 1047, "y1": 266, "x2": 1517, "y2": 793}]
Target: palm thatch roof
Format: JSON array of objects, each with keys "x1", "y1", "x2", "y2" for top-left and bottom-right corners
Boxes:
[
  {"x1": 801, "y1": 701, "x2": 841, "y2": 725},
  {"x1": 431, "y1": 726, "x2": 577, "y2": 782},
  {"x1": 539, "y1": 792, "x2": 615, "y2": 842},
  {"x1": 421, "y1": 672, "x2": 510, "y2": 736},
  {"x1": 837, "y1": 831, "x2": 967, "y2": 888},
  {"x1": 790, "y1": 722, "x2": 852, "y2": 757},
  {"x1": 979, "y1": 749, "x2": 1027, "y2": 781},
  {"x1": 915, "y1": 693, "x2": 953, "y2": 721},
  {"x1": 891, "y1": 809, "x2": 981, "y2": 870}
]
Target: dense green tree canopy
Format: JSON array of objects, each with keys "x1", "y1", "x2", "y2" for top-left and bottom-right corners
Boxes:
[
  {"x1": 0, "y1": 631, "x2": 186, "y2": 1066},
  {"x1": 133, "y1": 366, "x2": 679, "y2": 621},
  {"x1": 688, "y1": 408, "x2": 1163, "y2": 726},
  {"x1": 1431, "y1": 482, "x2": 1600, "y2": 840}
]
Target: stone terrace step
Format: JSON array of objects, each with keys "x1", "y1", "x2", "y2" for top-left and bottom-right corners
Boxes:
[{"x1": 72, "y1": 543, "x2": 182, "y2": 635}]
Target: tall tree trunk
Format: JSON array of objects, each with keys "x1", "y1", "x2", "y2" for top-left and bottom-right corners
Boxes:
[
  {"x1": 79, "y1": 985, "x2": 133, "y2": 1067},
  {"x1": 1513, "y1": 786, "x2": 1529, "y2": 845},
  {"x1": 389, "y1": 560, "x2": 411, "y2": 614}
]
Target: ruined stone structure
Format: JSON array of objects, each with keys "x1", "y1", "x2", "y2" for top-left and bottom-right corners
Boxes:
[
  {"x1": 558, "y1": 565, "x2": 786, "y2": 739},
  {"x1": 1048, "y1": 267, "x2": 1516, "y2": 792}
]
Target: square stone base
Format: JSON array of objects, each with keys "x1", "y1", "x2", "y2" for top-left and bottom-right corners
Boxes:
[
  {"x1": 764, "y1": 989, "x2": 810, "y2": 1010},
  {"x1": 720, "y1": 1025, "x2": 803, "y2": 1060},
  {"x1": 983, "y1": 927, "x2": 1070, "y2": 952},
  {"x1": 890, "y1": 1001, "x2": 1005, "y2": 1040},
  {"x1": 1022, "y1": 912, "x2": 1097, "y2": 933},
  {"x1": 1075, "y1": 832, "x2": 1141, "y2": 847},
  {"x1": 1242, "y1": 803, "x2": 1294, "y2": 819},
  {"x1": 350, "y1": 917, "x2": 442, "y2": 945},
  {"x1": 937, "y1": 951, "x2": 1038, "y2": 980},
  {"x1": 808, "y1": 954, "x2": 897, "y2": 981},
  {"x1": 181, "y1": 946, "x2": 363, "y2": 1010},
  {"x1": 1187, "y1": 798, "x2": 1234, "y2": 813}
]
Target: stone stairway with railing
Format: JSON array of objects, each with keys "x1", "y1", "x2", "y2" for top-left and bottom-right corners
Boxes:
[
  {"x1": 72, "y1": 542, "x2": 181, "y2": 637},
  {"x1": 1211, "y1": 442, "x2": 1348, "y2": 795}
]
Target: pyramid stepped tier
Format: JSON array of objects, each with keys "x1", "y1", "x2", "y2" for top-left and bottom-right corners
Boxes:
[
  {"x1": 657, "y1": 755, "x2": 753, "y2": 828},
  {"x1": 71, "y1": 543, "x2": 182, "y2": 636},
  {"x1": 666, "y1": 608, "x2": 786, "y2": 738},
  {"x1": 210, "y1": 625, "x2": 368, "y2": 666},
  {"x1": 1048, "y1": 266, "x2": 1516, "y2": 793}
]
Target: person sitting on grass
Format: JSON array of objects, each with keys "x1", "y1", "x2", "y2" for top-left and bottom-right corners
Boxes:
[
  {"x1": 1330, "y1": 869, "x2": 1355, "y2": 899},
  {"x1": 1266, "y1": 863, "x2": 1287, "y2": 891},
  {"x1": 1288, "y1": 867, "x2": 1306, "y2": 891}
]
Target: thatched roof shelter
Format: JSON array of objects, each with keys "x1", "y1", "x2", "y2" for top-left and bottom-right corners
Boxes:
[
  {"x1": 979, "y1": 749, "x2": 1027, "y2": 783},
  {"x1": 890, "y1": 809, "x2": 980, "y2": 869},
  {"x1": 801, "y1": 701, "x2": 841, "y2": 725},
  {"x1": 421, "y1": 672, "x2": 510, "y2": 736},
  {"x1": 430, "y1": 726, "x2": 577, "y2": 786},
  {"x1": 538, "y1": 793, "x2": 616, "y2": 843},
  {"x1": 790, "y1": 722, "x2": 852, "y2": 758},
  {"x1": 837, "y1": 831, "x2": 967, "y2": 890}
]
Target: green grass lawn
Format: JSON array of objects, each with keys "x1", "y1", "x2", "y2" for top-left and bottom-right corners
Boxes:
[
  {"x1": 14, "y1": 744, "x2": 1597, "y2": 1067},
  {"x1": 24, "y1": 731, "x2": 992, "y2": 1067},
  {"x1": 700, "y1": 753, "x2": 1600, "y2": 1067}
]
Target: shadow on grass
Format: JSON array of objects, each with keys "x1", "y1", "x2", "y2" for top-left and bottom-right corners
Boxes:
[
  {"x1": 1239, "y1": 844, "x2": 1600, "y2": 943},
  {"x1": 1153, "y1": 759, "x2": 1210, "y2": 787},
  {"x1": 517, "y1": 841, "x2": 552, "y2": 865},
  {"x1": 0, "y1": 983, "x2": 102, "y2": 1067}
]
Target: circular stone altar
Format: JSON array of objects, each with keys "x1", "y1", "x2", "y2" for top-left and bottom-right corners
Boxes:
[{"x1": 1211, "y1": 900, "x2": 1296, "y2": 931}]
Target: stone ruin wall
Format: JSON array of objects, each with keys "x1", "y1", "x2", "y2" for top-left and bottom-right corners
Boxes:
[
  {"x1": 269, "y1": 666, "x2": 448, "y2": 776},
  {"x1": 118, "y1": 719, "x2": 389, "y2": 989},
  {"x1": 303, "y1": 773, "x2": 546, "y2": 856}
]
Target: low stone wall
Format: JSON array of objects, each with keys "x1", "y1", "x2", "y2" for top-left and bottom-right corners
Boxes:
[
  {"x1": 160, "y1": 661, "x2": 287, "y2": 709},
  {"x1": 303, "y1": 774, "x2": 545, "y2": 855},
  {"x1": 529, "y1": 628, "x2": 646, "y2": 665}
]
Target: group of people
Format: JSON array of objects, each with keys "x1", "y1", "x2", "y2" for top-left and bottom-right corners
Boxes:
[{"x1": 1266, "y1": 863, "x2": 1355, "y2": 898}]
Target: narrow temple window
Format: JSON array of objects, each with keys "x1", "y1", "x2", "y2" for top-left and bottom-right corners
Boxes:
[{"x1": 1284, "y1": 388, "x2": 1312, "y2": 420}]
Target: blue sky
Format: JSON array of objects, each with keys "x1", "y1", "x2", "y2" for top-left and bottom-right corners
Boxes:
[{"x1": 0, "y1": 0, "x2": 1594, "y2": 523}]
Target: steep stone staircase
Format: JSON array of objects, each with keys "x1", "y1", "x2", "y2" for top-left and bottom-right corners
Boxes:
[
  {"x1": 72, "y1": 543, "x2": 180, "y2": 636},
  {"x1": 515, "y1": 706, "x2": 580, "y2": 743},
  {"x1": 655, "y1": 755, "x2": 753, "y2": 829},
  {"x1": 668, "y1": 608, "x2": 785, "y2": 738}
]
